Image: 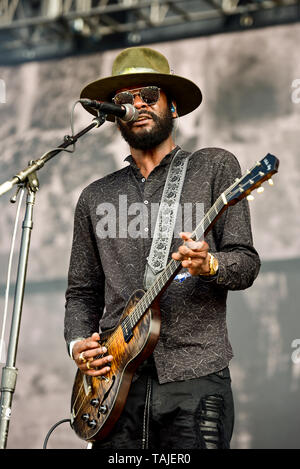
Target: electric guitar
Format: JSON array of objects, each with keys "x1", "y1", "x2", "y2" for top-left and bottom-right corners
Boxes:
[{"x1": 70, "y1": 153, "x2": 279, "y2": 442}]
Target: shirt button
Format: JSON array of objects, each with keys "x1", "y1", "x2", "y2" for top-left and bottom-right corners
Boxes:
[
  {"x1": 144, "y1": 228, "x2": 149, "y2": 232},
  {"x1": 141, "y1": 178, "x2": 146, "y2": 182},
  {"x1": 144, "y1": 200, "x2": 149, "y2": 205}
]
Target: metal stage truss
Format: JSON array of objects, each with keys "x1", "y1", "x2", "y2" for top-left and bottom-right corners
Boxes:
[{"x1": 0, "y1": 0, "x2": 299, "y2": 63}]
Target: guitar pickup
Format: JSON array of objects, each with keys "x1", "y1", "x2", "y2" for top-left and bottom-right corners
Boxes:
[{"x1": 121, "y1": 323, "x2": 133, "y2": 343}]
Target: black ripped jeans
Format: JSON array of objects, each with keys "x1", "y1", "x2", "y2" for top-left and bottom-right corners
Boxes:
[{"x1": 92, "y1": 357, "x2": 234, "y2": 450}]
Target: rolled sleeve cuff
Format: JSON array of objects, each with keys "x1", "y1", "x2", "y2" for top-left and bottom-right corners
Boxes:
[
  {"x1": 200, "y1": 250, "x2": 260, "y2": 290},
  {"x1": 198, "y1": 252, "x2": 238, "y2": 289},
  {"x1": 68, "y1": 338, "x2": 85, "y2": 359}
]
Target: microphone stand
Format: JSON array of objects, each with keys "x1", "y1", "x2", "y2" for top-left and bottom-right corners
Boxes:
[{"x1": 0, "y1": 113, "x2": 106, "y2": 449}]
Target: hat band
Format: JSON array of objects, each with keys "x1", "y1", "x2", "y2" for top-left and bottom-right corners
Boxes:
[{"x1": 117, "y1": 67, "x2": 161, "y2": 75}]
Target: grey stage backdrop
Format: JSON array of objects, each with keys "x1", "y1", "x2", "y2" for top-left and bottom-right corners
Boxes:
[{"x1": 0, "y1": 23, "x2": 299, "y2": 449}]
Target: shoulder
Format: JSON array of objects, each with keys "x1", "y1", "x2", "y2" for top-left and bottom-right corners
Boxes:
[
  {"x1": 78, "y1": 165, "x2": 130, "y2": 204},
  {"x1": 189, "y1": 147, "x2": 240, "y2": 169},
  {"x1": 187, "y1": 148, "x2": 242, "y2": 181}
]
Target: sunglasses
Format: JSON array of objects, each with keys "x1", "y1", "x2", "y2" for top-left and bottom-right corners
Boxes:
[{"x1": 113, "y1": 86, "x2": 160, "y2": 106}]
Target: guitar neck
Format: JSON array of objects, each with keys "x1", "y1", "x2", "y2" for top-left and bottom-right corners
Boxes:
[{"x1": 125, "y1": 193, "x2": 227, "y2": 330}]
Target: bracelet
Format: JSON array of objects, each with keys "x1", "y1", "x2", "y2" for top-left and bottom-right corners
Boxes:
[{"x1": 201, "y1": 253, "x2": 219, "y2": 276}]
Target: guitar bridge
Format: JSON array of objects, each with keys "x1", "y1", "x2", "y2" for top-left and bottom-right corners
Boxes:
[{"x1": 83, "y1": 375, "x2": 92, "y2": 395}]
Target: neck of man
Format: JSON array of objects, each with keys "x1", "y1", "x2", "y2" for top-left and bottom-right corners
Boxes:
[{"x1": 130, "y1": 135, "x2": 176, "y2": 179}]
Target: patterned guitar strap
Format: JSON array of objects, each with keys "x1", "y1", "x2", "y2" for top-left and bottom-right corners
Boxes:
[{"x1": 143, "y1": 148, "x2": 191, "y2": 290}]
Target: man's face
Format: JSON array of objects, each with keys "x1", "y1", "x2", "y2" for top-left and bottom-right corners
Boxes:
[{"x1": 114, "y1": 86, "x2": 174, "y2": 151}]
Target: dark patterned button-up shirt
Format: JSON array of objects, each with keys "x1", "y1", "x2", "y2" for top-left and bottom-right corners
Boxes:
[{"x1": 64, "y1": 146, "x2": 260, "y2": 383}]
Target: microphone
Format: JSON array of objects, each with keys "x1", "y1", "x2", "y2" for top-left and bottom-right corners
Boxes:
[{"x1": 79, "y1": 99, "x2": 139, "y2": 122}]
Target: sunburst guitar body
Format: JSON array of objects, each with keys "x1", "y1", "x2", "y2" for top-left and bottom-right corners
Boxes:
[{"x1": 70, "y1": 290, "x2": 161, "y2": 442}]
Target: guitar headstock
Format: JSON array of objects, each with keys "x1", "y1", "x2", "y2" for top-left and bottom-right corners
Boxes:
[{"x1": 225, "y1": 153, "x2": 279, "y2": 205}]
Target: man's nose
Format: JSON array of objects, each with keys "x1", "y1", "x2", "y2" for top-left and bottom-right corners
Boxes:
[{"x1": 133, "y1": 94, "x2": 147, "y2": 109}]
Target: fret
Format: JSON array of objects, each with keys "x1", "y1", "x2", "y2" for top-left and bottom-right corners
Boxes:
[{"x1": 221, "y1": 192, "x2": 227, "y2": 205}]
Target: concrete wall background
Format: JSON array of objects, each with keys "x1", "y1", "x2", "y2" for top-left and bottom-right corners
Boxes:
[{"x1": 0, "y1": 23, "x2": 299, "y2": 449}]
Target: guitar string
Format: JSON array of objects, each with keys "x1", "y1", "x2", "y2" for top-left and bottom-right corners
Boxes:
[
  {"x1": 119, "y1": 173, "x2": 262, "y2": 334},
  {"x1": 120, "y1": 195, "x2": 225, "y2": 331},
  {"x1": 73, "y1": 171, "x2": 266, "y2": 420},
  {"x1": 73, "y1": 322, "x2": 122, "y2": 409},
  {"x1": 72, "y1": 326, "x2": 123, "y2": 418},
  {"x1": 118, "y1": 176, "x2": 261, "y2": 333},
  {"x1": 72, "y1": 194, "x2": 227, "y2": 420},
  {"x1": 72, "y1": 376, "x2": 94, "y2": 418},
  {"x1": 72, "y1": 172, "x2": 266, "y2": 423},
  {"x1": 102, "y1": 195, "x2": 225, "y2": 343},
  {"x1": 73, "y1": 326, "x2": 124, "y2": 421},
  {"x1": 72, "y1": 171, "x2": 264, "y2": 416},
  {"x1": 72, "y1": 381, "x2": 84, "y2": 408}
]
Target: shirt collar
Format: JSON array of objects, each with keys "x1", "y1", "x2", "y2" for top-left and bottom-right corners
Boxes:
[{"x1": 124, "y1": 145, "x2": 181, "y2": 170}]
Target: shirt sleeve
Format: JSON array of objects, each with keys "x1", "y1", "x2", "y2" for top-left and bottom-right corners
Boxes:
[
  {"x1": 64, "y1": 189, "x2": 105, "y2": 348},
  {"x1": 205, "y1": 149, "x2": 261, "y2": 290},
  {"x1": 68, "y1": 338, "x2": 85, "y2": 358}
]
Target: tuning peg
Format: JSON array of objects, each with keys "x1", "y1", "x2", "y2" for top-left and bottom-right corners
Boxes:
[
  {"x1": 247, "y1": 194, "x2": 255, "y2": 201},
  {"x1": 268, "y1": 179, "x2": 274, "y2": 186},
  {"x1": 257, "y1": 187, "x2": 264, "y2": 193}
]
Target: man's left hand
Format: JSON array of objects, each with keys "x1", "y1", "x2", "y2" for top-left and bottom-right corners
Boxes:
[{"x1": 172, "y1": 232, "x2": 210, "y2": 276}]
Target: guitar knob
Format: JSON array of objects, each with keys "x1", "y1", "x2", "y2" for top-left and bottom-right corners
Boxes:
[
  {"x1": 87, "y1": 419, "x2": 97, "y2": 429},
  {"x1": 81, "y1": 413, "x2": 90, "y2": 422},
  {"x1": 98, "y1": 405, "x2": 108, "y2": 414},
  {"x1": 90, "y1": 398, "x2": 100, "y2": 407}
]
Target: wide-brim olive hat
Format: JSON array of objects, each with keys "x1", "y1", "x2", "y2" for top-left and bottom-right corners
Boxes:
[{"x1": 80, "y1": 46, "x2": 202, "y2": 121}]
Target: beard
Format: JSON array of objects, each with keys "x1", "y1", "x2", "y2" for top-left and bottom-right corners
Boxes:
[{"x1": 117, "y1": 106, "x2": 174, "y2": 150}]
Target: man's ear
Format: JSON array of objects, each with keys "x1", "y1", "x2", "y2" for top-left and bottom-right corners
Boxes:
[{"x1": 170, "y1": 101, "x2": 177, "y2": 117}]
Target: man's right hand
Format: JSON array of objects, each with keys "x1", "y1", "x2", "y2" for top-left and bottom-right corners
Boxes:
[{"x1": 72, "y1": 332, "x2": 113, "y2": 377}]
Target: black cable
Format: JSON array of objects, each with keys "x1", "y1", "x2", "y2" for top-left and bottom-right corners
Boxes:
[{"x1": 43, "y1": 418, "x2": 71, "y2": 449}]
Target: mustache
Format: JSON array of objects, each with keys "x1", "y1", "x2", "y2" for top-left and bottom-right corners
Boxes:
[
  {"x1": 117, "y1": 110, "x2": 158, "y2": 128},
  {"x1": 137, "y1": 110, "x2": 155, "y2": 118},
  {"x1": 133, "y1": 109, "x2": 158, "y2": 124}
]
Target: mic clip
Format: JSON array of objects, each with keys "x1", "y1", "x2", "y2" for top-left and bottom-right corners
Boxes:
[
  {"x1": 64, "y1": 135, "x2": 78, "y2": 145},
  {"x1": 93, "y1": 112, "x2": 107, "y2": 127}
]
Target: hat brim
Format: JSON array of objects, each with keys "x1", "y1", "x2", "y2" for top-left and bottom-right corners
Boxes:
[{"x1": 80, "y1": 72, "x2": 202, "y2": 121}]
